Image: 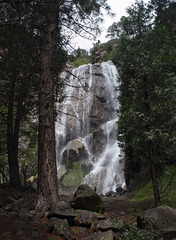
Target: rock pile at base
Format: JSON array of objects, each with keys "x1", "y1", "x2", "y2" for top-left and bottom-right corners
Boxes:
[{"x1": 1, "y1": 185, "x2": 176, "y2": 239}]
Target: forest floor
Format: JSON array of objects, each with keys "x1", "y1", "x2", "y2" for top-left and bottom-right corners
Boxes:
[
  {"x1": 103, "y1": 192, "x2": 154, "y2": 225},
  {"x1": 0, "y1": 185, "x2": 154, "y2": 240}
]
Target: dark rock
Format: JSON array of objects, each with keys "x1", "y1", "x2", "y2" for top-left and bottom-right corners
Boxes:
[
  {"x1": 115, "y1": 186, "x2": 123, "y2": 193},
  {"x1": 36, "y1": 209, "x2": 46, "y2": 219},
  {"x1": 73, "y1": 227, "x2": 88, "y2": 238},
  {"x1": 46, "y1": 237, "x2": 60, "y2": 240},
  {"x1": 119, "y1": 190, "x2": 127, "y2": 196},
  {"x1": 105, "y1": 191, "x2": 117, "y2": 197},
  {"x1": 113, "y1": 231, "x2": 128, "y2": 239},
  {"x1": 39, "y1": 221, "x2": 54, "y2": 234},
  {"x1": 81, "y1": 230, "x2": 114, "y2": 240},
  {"x1": 104, "y1": 202, "x2": 111, "y2": 208},
  {"x1": 18, "y1": 208, "x2": 32, "y2": 221},
  {"x1": 51, "y1": 218, "x2": 76, "y2": 240},
  {"x1": 5, "y1": 196, "x2": 17, "y2": 204},
  {"x1": 11, "y1": 219, "x2": 27, "y2": 229},
  {"x1": 156, "y1": 227, "x2": 176, "y2": 239},
  {"x1": 74, "y1": 210, "x2": 98, "y2": 227},
  {"x1": 12, "y1": 198, "x2": 29, "y2": 210},
  {"x1": 31, "y1": 228, "x2": 39, "y2": 238},
  {"x1": 2, "y1": 231, "x2": 11, "y2": 237},
  {"x1": 28, "y1": 210, "x2": 37, "y2": 217},
  {"x1": 93, "y1": 219, "x2": 123, "y2": 233},
  {"x1": 4, "y1": 204, "x2": 13, "y2": 211},
  {"x1": 137, "y1": 206, "x2": 176, "y2": 231},
  {"x1": 0, "y1": 208, "x2": 4, "y2": 213},
  {"x1": 29, "y1": 220, "x2": 40, "y2": 225},
  {"x1": 70, "y1": 184, "x2": 105, "y2": 213},
  {"x1": 9, "y1": 192, "x2": 22, "y2": 200},
  {"x1": 23, "y1": 237, "x2": 33, "y2": 240},
  {"x1": 16, "y1": 230, "x2": 24, "y2": 236},
  {"x1": 47, "y1": 201, "x2": 77, "y2": 225}
]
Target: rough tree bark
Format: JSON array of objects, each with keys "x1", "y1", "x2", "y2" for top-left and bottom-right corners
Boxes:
[
  {"x1": 144, "y1": 77, "x2": 160, "y2": 207},
  {"x1": 149, "y1": 142, "x2": 160, "y2": 207},
  {"x1": 7, "y1": 82, "x2": 21, "y2": 189},
  {"x1": 36, "y1": 1, "x2": 59, "y2": 211}
]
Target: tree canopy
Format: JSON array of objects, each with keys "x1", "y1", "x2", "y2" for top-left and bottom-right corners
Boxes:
[
  {"x1": 106, "y1": 0, "x2": 176, "y2": 207},
  {"x1": 0, "y1": 0, "x2": 111, "y2": 211}
]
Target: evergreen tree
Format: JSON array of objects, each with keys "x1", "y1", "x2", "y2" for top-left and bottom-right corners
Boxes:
[
  {"x1": 108, "y1": 0, "x2": 176, "y2": 207},
  {"x1": 1, "y1": 0, "x2": 110, "y2": 209},
  {"x1": 0, "y1": 2, "x2": 41, "y2": 188},
  {"x1": 34, "y1": 0, "x2": 110, "y2": 211}
]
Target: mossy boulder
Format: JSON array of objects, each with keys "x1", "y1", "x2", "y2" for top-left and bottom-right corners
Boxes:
[
  {"x1": 70, "y1": 184, "x2": 105, "y2": 213},
  {"x1": 137, "y1": 206, "x2": 176, "y2": 231}
]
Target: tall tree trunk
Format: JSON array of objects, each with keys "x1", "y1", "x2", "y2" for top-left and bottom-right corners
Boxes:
[
  {"x1": 14, "y1": 86, "x2": 25, "y2": 168},
  {"x1": 143, "y1": 77, "x2": 160, "y2": 207},
  {"x1": 36, "y1": 1, "x2": 59, "y2": 211},
  {"x1": 124, "y1": 135, "x2": 134, "y2": 189},
  {"x1": 149, "y1": 142, "x2": 160, "y2": 207},
  {"x1": 0, "y1": 162, "x2": 8, "y2": 184},
  {"x1": 7, "y1": 84, "x2": 21, "y2": 189}
]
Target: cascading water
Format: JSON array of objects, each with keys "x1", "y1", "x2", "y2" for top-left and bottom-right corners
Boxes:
[{"x1": 55, "y1": 60, "x2": 125, "y2": 194}]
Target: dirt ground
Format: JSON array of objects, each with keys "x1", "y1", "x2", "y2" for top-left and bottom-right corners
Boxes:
[{"x1": 103, "y1": 193, "x2": 154, "y2": 225}]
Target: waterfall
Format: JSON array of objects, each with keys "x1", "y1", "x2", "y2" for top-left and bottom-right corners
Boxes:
[{"x1": 55, "y1": 60, "x2": 125, "y2": 194}]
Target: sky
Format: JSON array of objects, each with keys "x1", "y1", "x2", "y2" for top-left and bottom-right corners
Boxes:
[{"x1": 72, "y1": 0, "x2": 149, "y2": 52}]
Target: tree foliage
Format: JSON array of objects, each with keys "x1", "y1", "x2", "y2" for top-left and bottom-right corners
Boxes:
[
  {"x1": 0, "y1": 0, "x2": 110, "y2": 210},
  {"x1": 0, "y1": 1, "x2": 41, "y2": 188},
  {"x1": 69, "y1": 47, "x2": 90, "y2": 67},
  {"x1": 35, "y1": 0, "x2": 110, "y2": 211},
  {"x1": 107, "y1": 0, "x2": 176, "y2": 206}
]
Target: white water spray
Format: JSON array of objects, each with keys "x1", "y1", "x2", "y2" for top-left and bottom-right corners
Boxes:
[{"x1": 56, "y1": 61, "x2": 125, "y2": 194}]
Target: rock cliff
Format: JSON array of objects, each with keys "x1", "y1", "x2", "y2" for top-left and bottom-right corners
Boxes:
[{"x1": 56, "y1": 61, "x2": 125, "y2": 195}]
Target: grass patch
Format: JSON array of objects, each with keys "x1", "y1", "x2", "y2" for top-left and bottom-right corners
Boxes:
[
  {"x1": 159, "y1": 173, "x2": 176, "y2": 209},
  {"x1": 130, "y1": 166, "x2": 176, "y2": 209},
  {"x1": 162, "y1": 195, "x2": 176, "y2": 209},
  {"x1": 130, "y1": 180, "x2": 153, "y2": 203}
]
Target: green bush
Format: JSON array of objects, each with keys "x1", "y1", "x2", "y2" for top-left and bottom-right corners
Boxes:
[
  {"x1": 110, "y1": 217, "x2": 162, "y2": 240},
  {"x1": 71, "y1": 56, "x2": 90, "y2": 68}
]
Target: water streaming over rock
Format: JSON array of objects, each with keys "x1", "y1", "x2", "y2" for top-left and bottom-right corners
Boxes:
[{"x1": 55, "y1": 61, "x2": 125, "y2": 194}]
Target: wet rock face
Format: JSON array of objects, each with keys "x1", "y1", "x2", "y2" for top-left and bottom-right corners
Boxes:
[
  {"x1": 56, "y1": 61, "x2": 125, "y2": 195},
  {"x1": 62, "y1": 139, "x2": 89, "y2": 168},
  {"x1": 58, "y1": 63, "x2": 109, "y2": 142}
]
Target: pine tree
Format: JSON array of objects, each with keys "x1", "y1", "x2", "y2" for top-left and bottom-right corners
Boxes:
[{"x1": 109, "y1": 0, "x2": 176, "y2": 207}]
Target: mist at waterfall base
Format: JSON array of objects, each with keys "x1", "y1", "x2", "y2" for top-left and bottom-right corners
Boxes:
[{"x1": 55, "y1": 61, "x2": 125, "y2": 195}]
